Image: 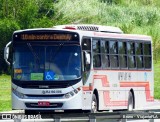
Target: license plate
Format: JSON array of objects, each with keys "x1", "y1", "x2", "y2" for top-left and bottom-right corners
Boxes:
[{"x1": 38, "y1": 101, "x2": 50, "y2": 106}]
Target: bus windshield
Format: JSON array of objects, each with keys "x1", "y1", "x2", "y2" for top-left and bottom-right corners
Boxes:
[{"x1": 13, "y1": 43, "x2": 81, "y2": 81}]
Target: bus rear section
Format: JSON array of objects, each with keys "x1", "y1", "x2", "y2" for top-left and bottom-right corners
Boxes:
[{"x1": 81, "y1": 32, "x2": 154, "y2": 112}]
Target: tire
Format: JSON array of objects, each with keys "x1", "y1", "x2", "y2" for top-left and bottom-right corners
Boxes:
[
  {"x1": 127, "y1": 91, "x2": 134, "y2": 111},
  {"x1": 91, "y1": 94, "x2": 97, "y2": 113}
]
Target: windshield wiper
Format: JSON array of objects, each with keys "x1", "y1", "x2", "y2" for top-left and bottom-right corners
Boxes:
[
  {"x1": 50, "y1": 43, "x2": 64, "y2": 62},
  {"x1": 27, "y1": 43, "x2": 40, "y2": 64}
]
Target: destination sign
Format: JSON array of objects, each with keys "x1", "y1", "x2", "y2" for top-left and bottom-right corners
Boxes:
[
  {"x1": 13, "y1": 30, "x2": 79, "y2": 42},
  {"x1": 21, "y1": 34, "x2": 72, "y2": 41}
]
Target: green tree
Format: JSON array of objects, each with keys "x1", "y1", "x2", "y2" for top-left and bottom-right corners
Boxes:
[{"x1": 0, "y1": 19, "x2": 20, "y2": 74}]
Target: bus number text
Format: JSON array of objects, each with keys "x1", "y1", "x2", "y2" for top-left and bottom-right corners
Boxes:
[{"x1": 118, "y1": 72, "x2": 131, "y2": 81}]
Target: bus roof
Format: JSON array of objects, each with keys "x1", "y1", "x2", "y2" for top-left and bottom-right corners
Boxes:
[
  {"x1": 92, "y1": 31, "x2": 152, "y2": 41},
  {"x1": 13, "y1": 26, "x2": 152, "y2": 41},
  {"x1": 53, "y1": 24, "x2": 151, "y2": 41},
  {"x1": 53, "y1": 24, "x2": 123, "y2": 34}
]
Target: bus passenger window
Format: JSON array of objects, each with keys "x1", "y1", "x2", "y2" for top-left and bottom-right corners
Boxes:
[
  {"x1": 101, "y1": 41, "x2": 109, "y2": 54},
  {"x1": 119, "y1": 41, "x2": 127, "y2": 69},
  {"x1": 105, "y1": 41, "x2": 109, "y2": 54},
  {"x1": 110, "y1": 55, "x2": 118, "y2": 68},
  {"x1": 144, "y1": 43, "x2": 151, "y2": 69},
  {"x1": 93, "y1": 40, "x2": 100, "y2": 53},
  {"x1": 93, "y1": 54, "x2": 101, "y2": 68},
  {"x1": 119, "y1": 42, "x2": 126, "y2": 54},
  {"x1": 102, "y1": 55, "x2": 110, "y2": 68},
  {"x1": 119, "y1": 55, "x2": 127, "y2": 68},
  {"x1": 127, "y1": 42, "x2": 135, "y2": 55},
  {"x1": 136, "y1": 56, "x2": 144, "y2": 69},
  {"x1": 109, "y1": 41, "x2": 119, "y2": 69},
  {"x1": 144, "y1": 56, "x2": 151, "y2": 69},
  {"x1": 101, "y1": 41, "x2": 105, "y2": 53},
  {"x1": 109, "y1": 41, "x2": 118, "y2": 54},
  {"x1": 135, "y1": 43, "x2": 143, "y2": 55},
  {"x1": 128, "y1": 56, "x2": 136, "y2": 69},
  {"x1": 144, "y1": 43, "x2": 151, "y2": 55}
]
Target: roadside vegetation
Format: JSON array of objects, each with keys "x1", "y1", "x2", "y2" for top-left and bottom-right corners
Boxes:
[
  {"x1": 0, "y1": 75, "x2": 11, "y2": 112},
  {"x1": 0, "y1": 0, "x2": 160, "y2": 111},
  {"x1": 154, "y1": 61, "x2": 160, "y2": 99}
]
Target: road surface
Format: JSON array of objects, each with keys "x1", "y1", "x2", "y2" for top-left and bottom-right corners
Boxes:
[{"x1": 0, "y1": 100, "x2": 160, "y2": 122}]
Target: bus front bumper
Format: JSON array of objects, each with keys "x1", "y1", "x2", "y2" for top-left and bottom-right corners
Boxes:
[{"x1": 12, "y1": 91, "x2": 83, "y2": 111}]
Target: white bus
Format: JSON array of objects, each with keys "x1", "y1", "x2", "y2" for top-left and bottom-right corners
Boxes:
[{"x1": 4, "y1": 24, "x2": 154, "y2": 114}]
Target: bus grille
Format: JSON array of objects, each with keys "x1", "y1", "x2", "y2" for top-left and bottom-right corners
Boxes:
[
  {"x1": 22, "y1": 84, "x2": 69, "y2": 89},
  {"x1": 25, "y1": 94, "x2": 64, "y2": 99},
  {"x1": 25, "y1": 103, "x2": 63, "y2": 108}
]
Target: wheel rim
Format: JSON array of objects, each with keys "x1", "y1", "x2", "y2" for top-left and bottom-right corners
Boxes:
[
  {"x1": 128, "y1": 99, "x2": 133, "y2": 111},
  {"x1": 128, "y1": 92, "x2": 133, "y2": 111},
  {"x1": 91, "y1": 95, "x2": 97, "y2": 113}
]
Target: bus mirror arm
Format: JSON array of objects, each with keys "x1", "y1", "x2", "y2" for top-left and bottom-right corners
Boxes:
[{"x1": 4, "y1": 41, "x2": 12, "y2": 65}]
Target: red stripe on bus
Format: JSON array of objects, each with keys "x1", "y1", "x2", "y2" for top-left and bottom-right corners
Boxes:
[
  {"x1": 82, "y1": 86, "x2": 92, "y2": 91},
  {"x1": 93, "y1": 75, "x2": 109, "y2": 87},
  {"x1": 120, "y1": 82, "x2": 154, "y2": 102},
  {"x1": 83, "y1": 75, "x2": 154, "y2": 107},
  {"x1": 82, "y1": 75, "x2": 109, "y2": 91},
  {"x1": 103, "y1": 91, "x2": 128, "y2": 106}
]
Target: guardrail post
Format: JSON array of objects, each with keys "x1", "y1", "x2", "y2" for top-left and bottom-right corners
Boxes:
[
  {"x1": 89, "y1": 115, "x2": 96, "y2": 122},
  {"x1": 54, "y1": 116, "x2": 61, "y2": 122},
  {"x1": 149, "y1": 119, "x2": 154, "y2": 122},
  {"x1": 121, "y1": 119, "x2": 127, "y2": 122},
  {"x1": 14, "y1": 119, "x2": 21, "y2": 122}
]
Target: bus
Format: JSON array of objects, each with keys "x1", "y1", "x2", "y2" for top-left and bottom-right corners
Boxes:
[{"x1": 4, "y1": 24, "x2": 154, "y2": 114}]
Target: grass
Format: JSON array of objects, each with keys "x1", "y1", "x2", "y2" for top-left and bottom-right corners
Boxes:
[
  {"x1": 0, "y1": 74, "x2": 11, "y2": 112},
  {"x1": 154, "y1": 61, "x2": 160, "y2": 99}
]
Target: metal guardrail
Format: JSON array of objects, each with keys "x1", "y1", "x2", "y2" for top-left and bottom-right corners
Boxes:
[{"x1": 1, "y1": 110, "x2": 160, "y2": 122}]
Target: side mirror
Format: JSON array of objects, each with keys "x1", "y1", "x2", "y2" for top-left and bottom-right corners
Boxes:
[
  {"x1": 4, "y1": 47, "x2": 9, "y2": 59},
  {"x1": 85, "y1": 51, "x2": 90, "y2": 64},
  {"x1": 4, "y1": 41, "x2": 12, "y2": 65}
]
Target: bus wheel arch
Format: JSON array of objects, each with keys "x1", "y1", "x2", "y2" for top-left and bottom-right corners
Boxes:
[{"x1": 128, "y1": 89, "x2": 135, "y2": 111}]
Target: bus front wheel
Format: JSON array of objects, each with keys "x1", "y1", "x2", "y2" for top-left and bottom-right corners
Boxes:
[
  {"x1": 91, "y1": 94, "x2": 97, "y2": 113},
  {"x1": 127, "y1": 91, "x2": 134, "y2": 111}
]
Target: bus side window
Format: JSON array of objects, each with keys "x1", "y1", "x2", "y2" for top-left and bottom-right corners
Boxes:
[
  {"x1": 93, "y1": 39, "x2": 101, "y2": 68},
  {"x1": 82, "y1": 38, "x2": 91, "y2": 51},
  {"x1": 135, "y1": 42, "x2": 144, "y2": 69},
  {"x1": 118, "y1": 41, "x2": 127, "y2": 69},
  {"x1": 109, "y1": 40, "x2": 119, "y2": 68},
  {"x1": 144, "y1": 43, "x2": 151, "y2": 69},
  {"x1": 101, "y1": 40, "x2": 110, "y2": 69},
  {"x1": 127, "y1": 42, "x2": 136, "y2": 69}
]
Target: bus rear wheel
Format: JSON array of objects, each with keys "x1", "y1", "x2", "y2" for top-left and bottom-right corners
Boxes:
[
  {"x1": 127, "y1": 91, "x2": 134, "y2": 111},
  {"x1": 91, "y1": 94, "x2": 97, "y2": 113}
]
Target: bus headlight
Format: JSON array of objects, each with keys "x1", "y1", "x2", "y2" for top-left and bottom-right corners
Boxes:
[
  {"x1": 12, "y1": 88, "x2": 24, "y2": 99},
  {"x1": 64, "y1": 87, "x2": 81, "y2": 99},
  {"x1": 65, "y1": 93, "x2": 70, "y2": 98}
]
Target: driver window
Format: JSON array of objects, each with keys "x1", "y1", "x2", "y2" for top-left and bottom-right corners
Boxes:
[{"x1": 82, "y1": 38, "x2": 91, "y2": 84}]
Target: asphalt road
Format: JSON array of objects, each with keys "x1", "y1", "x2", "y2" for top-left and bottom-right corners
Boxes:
[{"x1": 0, "y1": 100, "x2": 160, "y2": 122}]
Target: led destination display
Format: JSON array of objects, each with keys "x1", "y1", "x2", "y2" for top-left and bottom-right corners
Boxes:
[
  {"x1": 21, "y1": 34, "x2": 72, "y2": 41},
  {"x1": 13, "y1": 30, "x2": 79, "y2": 42}
]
